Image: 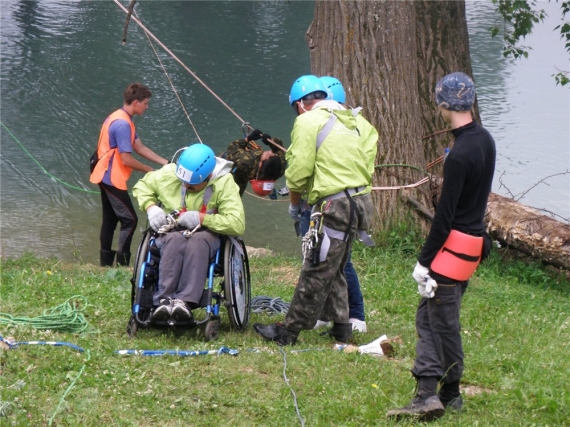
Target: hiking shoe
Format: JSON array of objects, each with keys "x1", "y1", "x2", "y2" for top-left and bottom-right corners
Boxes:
[
  {"x1": 253, "y1": 322, "x2": 298, "y2": 346},
  {"x1": 171, "y1": 299, "x2": 192, "y2": 321},
  {"x1": 386, "y1": 395, "x2": 445, "y2": 422},
  {"x1": 440, "y1": 395, "x2": 463, "y2": 411},
  {"x1": 313, "y1": 320, "x2": 332, "y2": 329},
  {"x1": 153, "y1": 298, "x2": 172, "y2": 321},
  {"x1": 349, "y1": 318, "x2": 367, "y2": 332}
]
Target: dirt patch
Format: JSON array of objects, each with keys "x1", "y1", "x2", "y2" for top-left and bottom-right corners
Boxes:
[
  {"x1": 250, "y1": 264, "x2": 299, "y2": 286},
  {"x1": 461, "y1": 384, "x2": 493, "y2": 396}
]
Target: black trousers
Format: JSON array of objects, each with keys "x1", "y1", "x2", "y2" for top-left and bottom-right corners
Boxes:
[
  {"x1": 411, "y1": 280, "x2": 468, "y2": 385},
  {"x1": 98, "y1": 182, "x2": 138, "y2": 253}
]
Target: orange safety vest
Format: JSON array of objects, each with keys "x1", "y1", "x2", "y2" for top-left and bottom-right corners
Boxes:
[{"x1": 89, "y1": 109, "x2": 136, "y2": 190}]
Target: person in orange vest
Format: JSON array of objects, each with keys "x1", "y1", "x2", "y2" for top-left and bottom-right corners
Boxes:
[{"x1": 90, "y1": 83, "x2": 168, "y2": 267}]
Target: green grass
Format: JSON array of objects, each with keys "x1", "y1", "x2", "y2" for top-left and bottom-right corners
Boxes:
[{"x1": 1, "y1": 243, "x2": 569, "y2": 426}]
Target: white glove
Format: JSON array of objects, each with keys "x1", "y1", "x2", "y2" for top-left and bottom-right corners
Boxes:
[
  {"x1": 177, "y1": 211, "x2": 201, "y2": 229},
  {"x1": 147, "y1": 205, "x2": 168, "y2": 232},
  {"x1": 412, "y1": 262, "x2": 429, "y2": 285},
  {"x1": 288, "y1": 203, "x2": 301, "y2": 222},
  {"x1": 418, "y1": 276, "x2": 438, "y2": 298}
]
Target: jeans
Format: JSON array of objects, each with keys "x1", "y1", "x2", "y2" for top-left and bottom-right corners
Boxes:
[{"x1": 299, "y1": 206, "x2": 365, "y2": 321}]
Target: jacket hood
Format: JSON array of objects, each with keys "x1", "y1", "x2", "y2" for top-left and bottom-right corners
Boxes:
[
  {"x1": 211, "y1": 157, "x2": 234, "y2": 179},
  {"x1": 313, "y1": 100, "x2": 345, "y2": 111},
  {"x1": 313, "y1": 101, "x2": 357, "y2": 130}
]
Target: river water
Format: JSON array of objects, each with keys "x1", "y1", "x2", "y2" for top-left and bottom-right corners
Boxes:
[{"x1": 1, "y1": 0, "x2": 568, "y2": 264}]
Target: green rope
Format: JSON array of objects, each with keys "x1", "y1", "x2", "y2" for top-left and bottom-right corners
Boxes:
[
  {"x1": 48, "y1": 349, "x2": 91, "y2": 426},
  {"x1": 0, "y1": 296, "x2": 90, "y2": 333},
  {"x1": 0, "y1": 121, "x2": 99, "y2": 194}
]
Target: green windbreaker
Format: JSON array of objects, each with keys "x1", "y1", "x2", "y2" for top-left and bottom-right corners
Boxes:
[
  {"x1": 285, "y1": 101, "x2": 378, "y2": 205},
  {"x1": 133, "y1": 158, "x2": 245, "y2": 236}
]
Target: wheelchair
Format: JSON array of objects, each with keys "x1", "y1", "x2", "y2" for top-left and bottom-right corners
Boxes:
[{"x1": 126, "y1": 229, "x2": 251, "y2": 341}]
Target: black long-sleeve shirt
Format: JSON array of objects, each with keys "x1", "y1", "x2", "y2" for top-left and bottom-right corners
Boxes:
[{"x1": 418, "y1": 121, "x2": 496, "y2": 269}]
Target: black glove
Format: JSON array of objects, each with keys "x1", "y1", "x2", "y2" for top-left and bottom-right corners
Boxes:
[
  {"x1": 246, "y1": 129, "x2": 263, "y2": 142},
  {"x1": 261, "y1": 133, "x2": 273, "y2": 146}
]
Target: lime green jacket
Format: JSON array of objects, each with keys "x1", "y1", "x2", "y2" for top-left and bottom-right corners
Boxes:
[
  {"x1": 133, "y1": 158, "x2": 245, "y2": 236},
  {"x1": 285, "y1": 101, "x2": 378, "y2": 205}
]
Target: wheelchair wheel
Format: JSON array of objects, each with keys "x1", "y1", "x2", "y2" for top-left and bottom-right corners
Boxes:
[
  {"x1": 127, "y1": 315, "x2": 138, "y2": 338},
  {"x1": 127, "y1": 230, "x2": 155, "y2": 334},
  {"x1": 132, "y1": 230, "x2": 153, "y2": 292},
  {"x1": 223, "y1": 238, "x2": 251, "y2": 330},
  {"x1": 204, "y1": 319, "x2": 220, "y2": 341}
]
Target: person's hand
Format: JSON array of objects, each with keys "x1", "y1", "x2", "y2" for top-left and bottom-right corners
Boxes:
[
  {"x1": 147, "y1": 205, "x2": 168, "y2": 232},
  {"x1": 246, "y1": 129, "x2": 263, "y2": 142},
  {"x1": 412, "y1": 262, "x2": 429, "y2": 285},
  {"x1": 177, "y1": 211, "x2": 201, "y2": 229},
  {"x1": 288, "y1": 203, "x2": 301, "y2": 222},
  {"x1": 261, "y1": 133, "x2": 272, "y2": 146},
  {"x1": 418, "y1": 276, "x2": 438, "y2": 298}
]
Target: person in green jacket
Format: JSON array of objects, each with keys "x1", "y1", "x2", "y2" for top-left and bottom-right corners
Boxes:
[
  {"x1": 253, "y1": 75, "x2": 376, "y2": 345},
  {"x1": 132, "y1": 144, "x2": 245, "y2": 322}
]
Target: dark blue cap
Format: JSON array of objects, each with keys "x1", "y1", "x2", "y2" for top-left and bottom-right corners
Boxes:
[{"x1": 435, "y1": 72, "x2": 475, "y2": 111}]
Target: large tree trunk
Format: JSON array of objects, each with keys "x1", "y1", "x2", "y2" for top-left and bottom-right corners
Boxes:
[
  {"x1": 308, "y1": 0, "x2": 425, "y2": 227},
  {"x1": 486, "y1": 193, "x2": 570, "y2": 270},
  {"x1": 308, "y1": 0, "x2": 475, "y2": 230}
]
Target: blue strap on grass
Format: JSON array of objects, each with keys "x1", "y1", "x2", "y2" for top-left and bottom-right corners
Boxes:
[{"x1": 115, "y1": 346, "x2": 239, "y2": 357}]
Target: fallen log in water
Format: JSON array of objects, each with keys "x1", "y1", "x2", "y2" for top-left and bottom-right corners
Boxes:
[
  {"x1": 485, "y1": 193, "x2": 570, "y2": 270},
  {"x1": 402, "y1": 190, "x2": 570, "y2": 271}
]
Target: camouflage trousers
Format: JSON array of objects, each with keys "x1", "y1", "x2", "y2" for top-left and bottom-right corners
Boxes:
[{"x1": 283, "y1": 193, "x2": 373, "y2": 332}]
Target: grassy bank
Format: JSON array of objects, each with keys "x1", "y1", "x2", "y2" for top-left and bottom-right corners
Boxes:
[{"x1": 1, "y1": 241, "x2": 569, "y2": 426}]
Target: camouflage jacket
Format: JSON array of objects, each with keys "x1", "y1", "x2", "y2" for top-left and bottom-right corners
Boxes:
[{"x1": 220, "y1": 137, "x2": 286, "y2": 196}]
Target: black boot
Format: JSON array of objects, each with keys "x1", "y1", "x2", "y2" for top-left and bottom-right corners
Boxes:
[
  {"x1": 100, "y1": 250, "x2": 116, "y2": 267},
  {"x1": 386, "y1": 376, "x2": 444, "y2": 421},
  {"x1": 253, "y1": 322, "x2": 298, "y2": 345},
  {"x1": 320, "y1": 322, "x2": 352, "y2": 343},
  {"x1": 439, "y1": 380, "x2": 463, "y2": 410},
  {"x1": 116, "y1": 251, "x2": 131, "y2": 267}
]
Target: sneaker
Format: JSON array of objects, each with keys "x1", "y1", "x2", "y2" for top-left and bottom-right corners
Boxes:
[
  {"x1": 171, "y1": 299, "x2": 192, "y2": 321},
  {"x1": 386, "y1": 395, "x2": 445, "y2": 421},
  {"x1": 313, "y1": 320, "x2": 332, "y2": 329},
  {"x1": 153, "y1": 298, "x2": 172, "y2": 321},
  {"x1": 349, "y1": 318, "x2": 367, "y2": 332}
]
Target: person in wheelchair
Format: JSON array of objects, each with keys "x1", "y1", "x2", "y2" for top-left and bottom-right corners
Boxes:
[{"x1": 132, "y1": 143, "x2": 245, "y2": 323}]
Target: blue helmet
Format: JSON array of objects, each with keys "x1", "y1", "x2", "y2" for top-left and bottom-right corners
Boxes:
[
  {"x1": 175, "y1": 144, "x2": 216, "y2": 185},
  {"x1": 320, "y1": 76, "x2": 346, "y2": 103},
  {"x1": 288, "y1": 75, "x2": 327, "y2": 106}
]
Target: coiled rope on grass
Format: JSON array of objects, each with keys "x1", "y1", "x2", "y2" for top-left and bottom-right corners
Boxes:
[
  {"x1": 250, "y1": 296, "x2": 290, "y2": 314},
  {"x1": 0, "y1": 296, "x2": 90, "y2": 333}
]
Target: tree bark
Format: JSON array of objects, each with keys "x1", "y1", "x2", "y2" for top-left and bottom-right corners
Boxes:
[
  {"x1": 486, "y1": 193, "x2": 570, "y2": 270},
  {"x1": 308, "y1": 1, "x2": 570, "y2": 269},
  {"x1": 308, "y1": 0, "x2": 475, "y2": 230},
  {"x1": 308, "y1": 0, "x2": 425, "y2": 227}
]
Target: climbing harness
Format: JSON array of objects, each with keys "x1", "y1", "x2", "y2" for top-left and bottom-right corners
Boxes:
[{"x1": 301, "y1": 210, "x2": 323, "y2": 264}]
